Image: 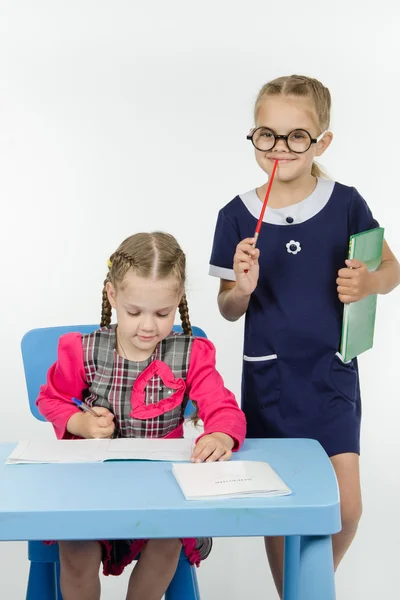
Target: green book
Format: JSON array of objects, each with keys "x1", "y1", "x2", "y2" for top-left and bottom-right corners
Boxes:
[{"x1": 340, "y1": 227, "x2": 384, "y2": 362}]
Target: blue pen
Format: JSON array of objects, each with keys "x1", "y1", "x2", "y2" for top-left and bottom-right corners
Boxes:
[{"x1": 72, "y1": 398, "x2": 100, "y2": 418}]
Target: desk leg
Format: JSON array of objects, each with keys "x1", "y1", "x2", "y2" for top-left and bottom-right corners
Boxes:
[
  {"x1": 283, "y1": 536, "x2": 300, "y2": 600},
  {"x1": 298, "y1": 535, "x2": 335, "y2": 600}
]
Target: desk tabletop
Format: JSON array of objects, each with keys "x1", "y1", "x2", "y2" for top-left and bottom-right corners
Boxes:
[{"x1": 0, "y1": 438, "x2": 340, "y2": 541}]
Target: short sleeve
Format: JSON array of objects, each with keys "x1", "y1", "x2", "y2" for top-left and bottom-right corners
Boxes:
[
  {"x1": 36, "y1": 333, "x2": 88, "y2": 439},
  {"x1": 209, "y1": 208, "x2": 240, "y2": 281},
  {"x1": 349, "y1": 187, "x2": 379, "y2": 237}
]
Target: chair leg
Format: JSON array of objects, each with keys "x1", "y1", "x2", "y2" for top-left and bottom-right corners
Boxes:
[
  {"x1": 56, "y1": 562, "x2": 63, "y2": 600},
  {"x1": 165, "y1": 556, "x2": 201, "y2": 600},
  {"x1": 26, "y1": 562, "x2": 58, "y2": 600}
]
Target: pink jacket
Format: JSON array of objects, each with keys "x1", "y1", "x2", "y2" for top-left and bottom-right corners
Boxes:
[{"x1": 37, "y1": 332, "x2": 246, "y2": 449}]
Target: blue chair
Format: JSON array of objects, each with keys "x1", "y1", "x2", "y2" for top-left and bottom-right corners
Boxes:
[{"x1": 21, "y1": 324, "x2": 207, "y2": 600}]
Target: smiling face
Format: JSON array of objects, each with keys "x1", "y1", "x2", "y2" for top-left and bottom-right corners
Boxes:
[
  {"x1": 107, "y1": 268, "x2": 181, "y2": 361},
  {"x1": 254, "y1": 94, "x2": 332, "y2": 183}
]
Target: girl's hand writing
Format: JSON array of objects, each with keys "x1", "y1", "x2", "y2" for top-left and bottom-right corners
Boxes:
[
  {"x1": 67, "y1": 407, "x2": 115, "y2": 439},
  {"x1": 191, "y1": 432, "x2": 235, "y2": 463},
  {"x1": 233, "y1": 237, "x2": 260, "y2": 296},
  {"x1": 337, "y1": 259, "x2": 373, "y2": 303}
]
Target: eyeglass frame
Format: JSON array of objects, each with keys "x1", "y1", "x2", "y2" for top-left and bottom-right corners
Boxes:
[{"x1": 246, "y1": 127, "x2": 327, "y2": 154}]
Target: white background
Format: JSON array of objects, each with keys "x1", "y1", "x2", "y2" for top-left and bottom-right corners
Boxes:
[{"x1": 0, "y1": 1, "x2": 399, "y2": 598}]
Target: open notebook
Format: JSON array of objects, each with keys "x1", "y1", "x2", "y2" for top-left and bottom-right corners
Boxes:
[
  {"x1": 172, "y1": 460, "x2": 292, "y2": 500},
  {"x1": 340, "y1": 227, "x2": 384, "y2": 362},
  {"x1": 6, "y1": 438, "x2": 195, "y2": 465}
]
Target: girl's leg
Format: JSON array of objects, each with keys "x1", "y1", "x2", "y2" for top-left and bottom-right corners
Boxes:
[
  {"x1": 58, "y1": 540, "x2": 102, "y2": 600},
  {"x1": 126, "y1": 538, "x2": 182, "y2": 600},
  {"x1": 330, "y1": 452, "x2": 362, "y2": 569},
  {"x1": 264, "y1": 536, "x2": 285, "y2": 598},
  {"x1": 264, "y1": 452, "x2": 362, "y2": 598}
]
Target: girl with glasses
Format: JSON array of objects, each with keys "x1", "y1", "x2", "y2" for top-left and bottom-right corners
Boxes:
[{"x1": 209, "y1": 74, "x2": 400, "y2": 598}]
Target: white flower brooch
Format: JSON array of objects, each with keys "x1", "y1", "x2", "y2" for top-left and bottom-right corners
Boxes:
[{"x1": 286, "y1": 240, "x2": 301, "y2": 255}]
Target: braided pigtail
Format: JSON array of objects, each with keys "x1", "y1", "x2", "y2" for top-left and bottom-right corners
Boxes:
[
  {"x1": 100, "y1": 276, "x2": 113, "y2": 327},
  {"x1": 178, "y1": 293, "x2": 199, "y2": 424},
  {"x1": 100, "y1": 251, "x2": 135, "y2": 327},
  {"x1": 178, "y1": 293, "x2": 192, "y2": 336}
]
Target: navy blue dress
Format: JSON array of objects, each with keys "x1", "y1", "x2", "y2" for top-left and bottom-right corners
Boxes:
[{"x1": 209, "y1": 179, "x2": 379, "y2": 456}]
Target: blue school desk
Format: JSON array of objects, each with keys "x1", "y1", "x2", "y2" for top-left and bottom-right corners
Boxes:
[{"x1": 0, "y1": 438, "x2": 340, "y2": 600}]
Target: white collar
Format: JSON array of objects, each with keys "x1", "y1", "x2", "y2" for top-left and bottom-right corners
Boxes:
[{"x1": 239, "y1": 178, "x2": 335, "y2": 225}]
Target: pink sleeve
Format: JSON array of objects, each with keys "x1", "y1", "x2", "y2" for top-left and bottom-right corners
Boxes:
[
  {"x1": 186, "y1": 338, "x2": 246, "y2": 450},
  {"x1": 36, "y1": 333, "x2": 88, "y2": 439}
]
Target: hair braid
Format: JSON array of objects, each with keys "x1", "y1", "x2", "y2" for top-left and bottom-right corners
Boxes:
[
  {"x1": 100, "y1": 251, "x2": 135, "y2": 327},
  {"x1": 178, "y1": 293, "x2": 199, "y2": 423},
  {"x1": 100, "y1": 276, "x2": 112, "y2": 327},
  {"x1": 178, "y1": 293, "x2": 192, "y2": 336},
  {"x1": 113, "y1": 250, "x2": 135, "y2": 267}
]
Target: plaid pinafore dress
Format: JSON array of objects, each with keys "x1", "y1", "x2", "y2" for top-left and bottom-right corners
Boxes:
[{"x1": 81, "y1": 325, "x2": 212, "y2": 575}]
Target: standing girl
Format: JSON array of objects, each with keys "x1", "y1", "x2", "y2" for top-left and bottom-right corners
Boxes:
[
  {"x1": 37, "y1": 231, "x2": 246, "y2": 600},
  {"x1": 209, "y1": 75, "x2": 400, "y2": 597}
]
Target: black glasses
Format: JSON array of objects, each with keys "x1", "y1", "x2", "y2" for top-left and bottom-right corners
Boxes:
[{"x1": 247, "y1": 127, "x2": 326, "y2": 154}]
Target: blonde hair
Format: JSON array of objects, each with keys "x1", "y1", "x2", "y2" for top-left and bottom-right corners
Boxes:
[
  {"x1": 254, "y1": 74, "x2": 331, "y2": 178},
  {"x1": 101, "y1": 232, "x2": 192, "y2": 335}
]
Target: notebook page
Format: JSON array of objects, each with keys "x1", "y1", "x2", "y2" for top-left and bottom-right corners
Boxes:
[
  {"x1": 6, "y1": 439, "x2": 110, "y2": 464},
  {"x1": 105, "y1": 438, "x2": 194, "y2": 462}
]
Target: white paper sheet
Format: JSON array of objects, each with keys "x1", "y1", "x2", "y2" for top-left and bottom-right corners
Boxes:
[{"x1": 172, "y1": 460, "x2": 292, "y2": 500}]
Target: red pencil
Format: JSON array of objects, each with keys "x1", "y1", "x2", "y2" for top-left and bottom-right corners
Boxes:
[
  {"x1": 253, "y1": 158, "x2": 279, "y2": 246},
  {"x1": 244, "y1": 160, "x2": 278, "y2": 273}
]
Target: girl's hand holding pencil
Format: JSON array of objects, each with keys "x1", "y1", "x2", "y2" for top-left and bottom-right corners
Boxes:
[
  {"x1": 239, "y1": 158, "x2": 278, "y2": 285},
  {"x1": 233, "y1": 238, "x2": 260, "y2": 296},
  {"x1": 67, "y1": 401, "x2": 115, "y2": 439}
]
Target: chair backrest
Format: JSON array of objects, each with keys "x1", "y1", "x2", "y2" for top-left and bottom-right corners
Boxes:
[{"x1": 21, "y1": 324, "x2": 207, "y2": 421}]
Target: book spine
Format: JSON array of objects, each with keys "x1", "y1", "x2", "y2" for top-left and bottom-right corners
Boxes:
[
  {"x1": 348, "y1": 236, "x2": 355, "y2": 260},
  {"x1": 339, "y1": 237, "x2": 355, "y2": 358}
]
